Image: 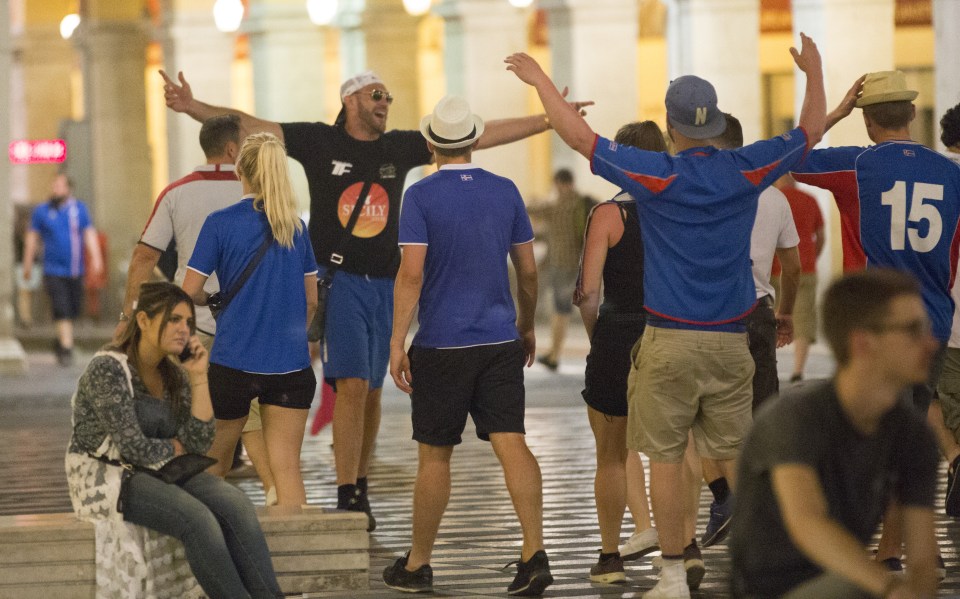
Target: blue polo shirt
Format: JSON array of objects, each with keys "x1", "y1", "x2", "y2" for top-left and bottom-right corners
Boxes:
[
  {"x1": 29, "y1": 197, "x2": 92, "y2": 278},
  {"x1": 399, "y1": 165, "x2": 534, "y2": 348},
  {"x1": 792, "y1": 142, "x2": 960, "y2": 341},
  {"x1": 590, "y1": 128, "x2": 809, "y2": 329},
  {"x1": 188, "y1": 197, "x2": 318, "y2": 373}
]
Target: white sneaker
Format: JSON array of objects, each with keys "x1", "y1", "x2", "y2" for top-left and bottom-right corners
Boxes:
[
  {"x1": 620, "y1": 527, "x2": 660, "y2": 561},
  {"x1": 643, "y1": 561, "x2": 690, "y2": 599}
]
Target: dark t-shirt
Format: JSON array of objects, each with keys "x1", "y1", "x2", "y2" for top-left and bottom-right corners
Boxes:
[
  {"x1": 281, "y1": 122, "x2": 433, "y2": 278},
  {"x1": 729, "y1": 379, "x2": 938, "y2": 598}
]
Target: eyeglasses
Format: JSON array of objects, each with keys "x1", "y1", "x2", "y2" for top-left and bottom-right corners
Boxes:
[
  {"x1": 367, "y1": 90, "x2": 393, "y2": 104},
  {"x1": 870, "y1": 318, "x2": 932, "y2": 340}
]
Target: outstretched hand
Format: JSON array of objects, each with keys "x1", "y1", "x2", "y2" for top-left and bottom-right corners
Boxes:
[
  {"x1": 505, "y1": 53, "x2": 550, "y2": 88},
  {"x1": 159, "y1": 70, "x2": 194, "y2": 113},
  {"x1": 789, "y1": 32, "x2": 822, "y2": 75}
]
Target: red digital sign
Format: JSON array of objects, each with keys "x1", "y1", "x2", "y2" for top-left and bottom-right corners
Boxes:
[{"x1": 8, "y1": 139, "x2": 67, "y2": 164}]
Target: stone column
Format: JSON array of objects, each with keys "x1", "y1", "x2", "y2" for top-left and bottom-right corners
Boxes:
[
  {"x1": 161, "y1": 0, "x2": 235, "y2": 178},
  {"x1": 362, "y1": 0, "x2": 423, "y2": 131},
  {"x1": 246, "y1": 0, "x2": 327, "y2": 122},
  {"x1": 437, "y1": 0, "x2": 534, "y2": 193},
  {"x1": 337, "y1": 0, "x2": 367, "y2": 86},
  {"x1": 78, "y1": 3, "x2": 153, "y2": 316},
  {"x1": 934, "y1": 0, "x2": 960, "y2": 152},
  {"x1": 793, "y1": 0, "x2": 895, "y2": 280},
  {"x1": 247, "y1": 0, "x2": 328, "y2": 209},
  {"x1": 0, "y1": 0, "x2": 27, "y2": 374},
  {"x1": 542, "y1": 0, "x2": 639, "y2": 200},
  {"x1": 666, "y1": 0, "x2": 761, "y2": 144}
]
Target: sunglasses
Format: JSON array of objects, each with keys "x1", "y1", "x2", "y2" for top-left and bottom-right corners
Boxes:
[{"x1": 367, "y1": 90, "x2": 394, "y2": 104}]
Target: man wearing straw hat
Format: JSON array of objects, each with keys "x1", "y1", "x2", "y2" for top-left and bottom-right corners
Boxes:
[
  {"x1": 792, "y1": 70, "x2": 960, "y2": 577},
  {"x1": 386, "y1": 95, "x2": 550, "y2": 596},
  {"x1": 159, "y1": 69, "x2": 590, "y2": 530}
]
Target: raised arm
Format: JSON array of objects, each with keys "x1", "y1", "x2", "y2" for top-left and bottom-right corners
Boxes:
[
  {"x1": 790, "y1": 33, "x2": 826, "y2": 148},
  {"x1": 825, "y1": 75, "x2": 867, "y2": 133},
  {"x1": 160, "y1": 70, "x2": 284, "y2": 141},
  {"x1": 476, "y1": 89, "x2": 594, "y2": 151},
  {"x1": 510, "y1": 241, "x2": 539, "y2": 366},
  {"x1": 505, "y1": 53, "x2": 596, "y2": 158},
  {"x1": 772, "y1": 464, "x2": 903, "y2": 597},
  {"x1": 390, "y1": 245, "x2": 426, "y2": 394},
  {"x1": 114, "y1": 243, "x2": 163, "y2": 341}
]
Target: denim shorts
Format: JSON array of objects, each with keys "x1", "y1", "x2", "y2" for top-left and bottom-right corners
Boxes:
[{"x1": 319, "y1": 271, "x2": 393, "y2": 390}]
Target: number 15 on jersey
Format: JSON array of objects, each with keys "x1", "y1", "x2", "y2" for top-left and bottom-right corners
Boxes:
[{"x1": 881, "y1": 180, "x2": 946, "y2": 253}]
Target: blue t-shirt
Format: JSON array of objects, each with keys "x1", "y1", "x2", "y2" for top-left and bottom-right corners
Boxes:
[
  {"x1": 792, "y1": 142, "x2": 960, "y2": 341},
  {"x1": 399, "y1": 165, "x2": 534, "y2": 348},
  {"x1": 590, "y1": 128, "x2": 809, "y2": 328},
  {"x1": 29, "y1": 197, "x2": 92, "y2": 277},
  {"x1": 188, "y1": 197, "x2": 319, "y2": 373}
]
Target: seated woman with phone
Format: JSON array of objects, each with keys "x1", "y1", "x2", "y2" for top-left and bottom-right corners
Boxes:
[{"x1": 66, "y1": 281, "x2": 282, "y2": 598}]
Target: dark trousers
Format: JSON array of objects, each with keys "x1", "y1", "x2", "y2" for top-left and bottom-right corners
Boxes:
[{"x1": 746, "y1": 297, "x2": 778, "y2": 411}]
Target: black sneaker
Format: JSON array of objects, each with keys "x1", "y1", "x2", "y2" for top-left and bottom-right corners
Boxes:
[
  {"x1": 700, "y1": 494, "x2": 733, "y2": 547},
  {"x1": 383, "y1": 554, "x2": 433, "y2": 593},
  {"x1": 505, "y1": 550, "x2": 554, "y2": 596},
  {"x1": 684, "y1": 541, "x2": 705, "y2": 590},
  {"x1": 358, "y1": 489, "x2": 377, "y2": 532},
  {"x1": 589, "y1": 552, "x2": 626, "y2": 584},
  {"x1": 946, "y1": 455, "x2": 960, "y2": 517}
]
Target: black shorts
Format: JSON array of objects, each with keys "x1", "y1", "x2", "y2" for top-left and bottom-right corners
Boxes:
[
  {"x1": 208, "y1": 363, "x2": 317, "y2": 420},
  {"x1": 582, "y1": 312, "x2": 645, "y2": 417},
  {"x1": 409, "y1": 340, "x2": 526, "y2": 446},
  {"x1": 44, "y1": 275, "x2": 83, "y2": 320}
]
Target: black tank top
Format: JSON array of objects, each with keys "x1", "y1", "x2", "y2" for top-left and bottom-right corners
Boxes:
[{"x1": 600, "y1": 195, "x2": 644, "y2": 315}]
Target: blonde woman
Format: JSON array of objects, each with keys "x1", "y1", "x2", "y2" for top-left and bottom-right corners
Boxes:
[{"x1": 183, "y1": 132, "x2": 318, "y2": 506}]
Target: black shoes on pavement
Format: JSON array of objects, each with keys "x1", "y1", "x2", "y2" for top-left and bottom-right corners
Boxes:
[
  {"x1": 383, "y1": 554, "x2": 433, "y2": 593},
  {"x1": 505, "y1": 550, "x2": 554, "y2": 596}
]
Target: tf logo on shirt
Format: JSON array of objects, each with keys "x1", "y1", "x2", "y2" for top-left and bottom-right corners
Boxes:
[{"x1": 338, "y1": 182, "x2": 389, "y2": 238}]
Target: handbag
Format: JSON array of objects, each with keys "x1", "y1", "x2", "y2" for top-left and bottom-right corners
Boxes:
[
  {"x1": 307, "y1": 177, "x2": 377, "y2": 343},
  {"x1": 208, "y1": 229, "x2": 274, "y2": 321},
  {"x1": 99, "y1": 453, "x2": 217, "y2": 513}
]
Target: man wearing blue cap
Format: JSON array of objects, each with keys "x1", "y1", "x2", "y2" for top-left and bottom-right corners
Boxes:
[
  {"x1": 506, "y1": 33, "x2": 825, "y2": 598},
  {"x1": 160, "y1": 69, "x2": 590, "y2": 528}
]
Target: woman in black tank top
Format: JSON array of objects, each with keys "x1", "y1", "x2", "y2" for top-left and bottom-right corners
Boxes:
[{"x1": 574, "y1": 121, "x2": 666, "y2": 582}]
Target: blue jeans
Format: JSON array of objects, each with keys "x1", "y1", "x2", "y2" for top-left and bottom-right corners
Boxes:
[{"x1": 122, "y1": 472, "x2": 281, "y2": 599}]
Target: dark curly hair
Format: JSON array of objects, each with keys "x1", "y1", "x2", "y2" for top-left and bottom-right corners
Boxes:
[{"x1": 941, "y1": 103, "x2": 960, "y2": 149}]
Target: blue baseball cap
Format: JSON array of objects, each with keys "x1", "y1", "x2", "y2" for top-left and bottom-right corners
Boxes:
[{"x1": 665, "y1": 75, "x2": 726, "y2": 140}]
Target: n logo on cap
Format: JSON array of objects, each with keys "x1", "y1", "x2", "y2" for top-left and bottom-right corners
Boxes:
[{"x1": 695, "y1": 107, "x2": 708, "y2": 126}]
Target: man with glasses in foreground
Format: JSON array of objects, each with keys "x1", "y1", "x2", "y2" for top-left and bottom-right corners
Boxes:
[
  {"x1": 730, "y1": 268, "x2": 939, "y2": 599},
  {"x1": 160, "y1": 68, "x2": 589, "y2": 529}
]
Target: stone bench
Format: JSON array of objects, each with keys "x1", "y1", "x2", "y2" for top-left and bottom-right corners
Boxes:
[{"x1": 0, "y1": 506, "x2": 368, "y2": 598}]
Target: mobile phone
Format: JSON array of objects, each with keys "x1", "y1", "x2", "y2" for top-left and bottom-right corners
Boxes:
[{"x1": 178, "y1": 345, "x2": 193, "y2": 363}]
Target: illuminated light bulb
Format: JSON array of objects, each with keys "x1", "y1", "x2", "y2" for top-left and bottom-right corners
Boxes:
[
  {"x1": 213, "y1": 0, "x2": 244, "y2": 33},
  {"x1": 508, "y1": 0, "x2": 534, "y2": 7},
  {"x1": 59, "y1": 13, "x2": 80, "y2": 39},
  {"x1": 307, "y1": 0, "x2": 338, "y2": 25},
  {"x1": 403, "y1": 0, "x2": 431, "y2": 16}
]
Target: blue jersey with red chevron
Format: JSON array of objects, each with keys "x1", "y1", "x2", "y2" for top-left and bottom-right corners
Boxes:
[
  {"x1": 792, "y1": 142, "x2": 960, "y2": 341},
  {"x1": 590, "y1": 127, "x2": 808, "y2": 328}
]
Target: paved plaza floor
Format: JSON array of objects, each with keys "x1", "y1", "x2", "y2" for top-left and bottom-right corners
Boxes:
[{"x1": 2, "y1": 330, "x2": 960, "y2": 597}]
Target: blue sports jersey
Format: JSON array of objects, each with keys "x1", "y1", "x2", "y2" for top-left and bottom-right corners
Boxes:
[
  {"x1": 590, "y1": 128, "x2": 809, "y2": 328},
  {"x1": 30, "y1": 198, "x2": 92, "y2": 278},
  {"x1": 398, "y1": 165, "x2": 534, "y2": 348},
  {"x1": 793, "y1": 142, "x2": 960, "y2": 341},
  {"x1": 188, "y1": 197, "x2": 319, "y2": 373}
]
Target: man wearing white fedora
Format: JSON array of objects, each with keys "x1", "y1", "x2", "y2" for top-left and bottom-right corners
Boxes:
[
  {"x1": 792, "y1": 70, "x2": 960, "y2": 578},
  {"x1": 159, "y1": 69, "x2": 590, "y2": 530},
  {"x1": 385, "y1": 95, "x2": 551, "y2": 596}
]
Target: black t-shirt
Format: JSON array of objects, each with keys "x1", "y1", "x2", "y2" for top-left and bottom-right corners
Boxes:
[
  {"x1": 281, "y1": 122, "x2": 433, "y2": 278},
  {"x1": 729, "y1": 379, "x2": 938, "y2": 598}
]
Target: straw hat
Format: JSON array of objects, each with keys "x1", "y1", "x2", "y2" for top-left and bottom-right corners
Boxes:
[{"x1": 856, "y1": 71, "x2": 918, "y2": 107}]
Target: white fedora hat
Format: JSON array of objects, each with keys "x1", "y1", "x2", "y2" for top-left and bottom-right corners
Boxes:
[{"x1": 419, "y1": 95, "x2": 485, "y2": 149}]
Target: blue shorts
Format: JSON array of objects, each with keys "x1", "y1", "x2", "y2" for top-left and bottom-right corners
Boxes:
[{"x1": 321, "y1": 271, "x2": 393, "y2": 389}]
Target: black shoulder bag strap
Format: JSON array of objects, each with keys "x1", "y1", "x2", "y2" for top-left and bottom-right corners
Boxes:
[{"x1": 219, "y1": 229, "x2": 273, "y2": 311}]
